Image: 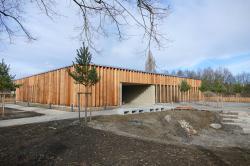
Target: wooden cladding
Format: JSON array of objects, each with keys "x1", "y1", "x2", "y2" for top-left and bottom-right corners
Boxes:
[
  {"x1": 155, "y1": 85, "x2": 200, "y2": 103},
  {"x1": 15, "y1": 65, "x2": 202, "y2": 108}
]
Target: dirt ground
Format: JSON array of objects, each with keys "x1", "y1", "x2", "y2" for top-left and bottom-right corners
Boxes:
[
  {"x1": 0, "y1": 110, "x2": 250, "y2": 165},
  {"x1": 0, "y1": 120, "x2": 250, "y2": 166},
  {"x1": 0, "y1": 108, "x2": 43, "y2": 120},
  {"x1": 89, "y1": 109, "x2": 250, "y2": 148}
]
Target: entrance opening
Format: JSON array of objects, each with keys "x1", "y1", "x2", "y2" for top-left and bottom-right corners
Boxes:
[{"x1": 121, "y1": 83, "x2": 155, "y2": 107}]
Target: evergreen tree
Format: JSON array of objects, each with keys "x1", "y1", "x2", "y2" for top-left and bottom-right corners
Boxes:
[
  {"x1": 179, "y1": 80, "x2": 191, "y2": 102},
  {"x1": 212, "y1": 80, "x2": 226, "y2": 94},
  {"x1": 233, "y1": 83, "x2": 243, "y2": 94},
  {"x1": 0, "y1": 59, "x2": 17, "y2": 92},
  {"x1": 0, "y1": 59, "x2": 20, "y2": 116},
  {"x1": 199, "y1": 80, "x2": 210, "y2": 92},
  {"x1": 68, "y1": 43, "x2": 100, "y2": 125},
  {"x1": 179, "y1": 80, "x2": 191, "y2": 92},
  {"x1": 212, "y1": 80, "x2": 226, "y2": 108},
  {"x1": 242, "y1": 84, "x2": 250, "y2": 97},
  {"x1": 68, "y1": 46, "x2": 99, "y2": 87}
]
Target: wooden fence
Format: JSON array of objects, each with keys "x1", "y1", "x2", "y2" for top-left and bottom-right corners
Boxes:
[
  {"x1": 0, "y1": 95, "x2": 16, "y2": 104},
  {"x1": 204, "y1": 96, "x2": 250, "y2": 103}
]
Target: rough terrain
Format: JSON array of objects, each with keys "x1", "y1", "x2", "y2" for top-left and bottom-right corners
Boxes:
[
  {"x1": 89, "y1": 109, "x2": 250, "y2": 148},
  {"x1": 0, "y1": 118, "x2": 250, "y2": 166},
  {"x1": 0, "y1": 108, "x2": 43, "y2": 120},
  {"x1": 1, "y1": 104, "x2": 250, "y2": 165}
]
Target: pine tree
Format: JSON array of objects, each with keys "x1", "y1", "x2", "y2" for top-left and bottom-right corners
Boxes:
[
  {"x1": 179, "y1": 80, "x2": 191, "y2": 102},
  {"x1": 0, "y1": 60, "x2": 17, "y2": 92},
  {"x1": 199, "y1": 80, "x2": 210, "y2": 105},
  {"x1": 212, "y1": 80, "x2": 226, "y2": 108},
  {"x1": 68, "y1": 43, "x2": 100, "y2": 125},
  {"x1": 199, "y1": 80, "x2": 210, "y2": 93},
  {"x1": 145, "y1": 50, "x2": 156, "y2": 73},
  {"x1": 0, "y1": 59, "x2": 20, "y2": 116}
]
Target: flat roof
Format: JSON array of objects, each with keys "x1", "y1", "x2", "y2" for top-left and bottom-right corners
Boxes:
[{"x1": 16, "y1": 63, "x2": 201, "y2": 81}]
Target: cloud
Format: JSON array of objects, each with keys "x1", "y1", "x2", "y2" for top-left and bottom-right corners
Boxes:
[
  {"x1": 92, "y1": 0, "x2": 250, "y2": 73},
  {"x1": 155, "y1": 0, "x2": 250, "y2": 71},
  {"x1": 1, "y1": 0, "x2": 250, "y2": 78}
]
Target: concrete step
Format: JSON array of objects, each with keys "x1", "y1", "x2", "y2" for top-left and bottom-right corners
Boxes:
[
  {"x1": 220, "y1": 114, "x2": 238, "y2": 118},
  {"x1": 223, "y1": 117, "x2": 250, "y2": 121},
  {"x1": 221, "y1": 112, "x2": 238, "y2": 115},
  {"x1": 221, "y1": 115, "x2": 238, "y2": 118},
  {"x1": 222, "y1": 119, "x2": 235, "y2": 123},
  {"x1": 242, "y1": 128, "x2": 250, "y2": 134},
  {"x1": 222, "y1": 122, "x2": 250, "y2": 128},
  {"x1": 222, "y1": 111, "x2": 250, "y2": 116},
  {"x1": 116, "y1": 106, "x2": 174, "y2": 115},
  {"x1": 222, "y1": 119, "x2": 250, "y2": 124}
]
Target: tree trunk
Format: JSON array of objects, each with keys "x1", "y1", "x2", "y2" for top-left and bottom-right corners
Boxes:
[
  {"x1": 78, "y1": 93, "x2": 81, "y2": 123},
  {"x1": 14, "y1": 91, "x2": 16, "y2": 104},
  {"x1": 181, "y1": 92, "x2": 183, "y2": 102},
  {"x1": 85, "y1": 91, "x2": 88, "y2": 126},
  {"x1": 89, "y1": 93, "x2": 92, "y2": 122},
  {"x1": 217, "y1": 93, "x2": 219, "y2": 108},
  {"x1": 221, "y1": 94, "x2": 224, "y2": 109},
  {"x1": 2, "y1": 95, "x2": 5, "y2": 117}
]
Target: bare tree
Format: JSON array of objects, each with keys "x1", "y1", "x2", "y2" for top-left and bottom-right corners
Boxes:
[
  {"x1": 145, "y1": 49, "x2": 156, "y2": 72},
  {"x1": 1, "y1": 0, "x2": 170, "y2": 49},
  {"x1": 0, "y1": 0, "x2": 56, "y2": 42},
  {"x1": 235, "y1": 72, "x2": 250, "y2": 85}
]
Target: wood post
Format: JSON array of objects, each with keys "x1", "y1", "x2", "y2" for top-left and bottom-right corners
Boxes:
[
  {"x1": 2, "y1": 94, "x2": 5, "y2": 117},
  {"x1": 77, "y1": 89, "x2": 92, "y2": 126}
]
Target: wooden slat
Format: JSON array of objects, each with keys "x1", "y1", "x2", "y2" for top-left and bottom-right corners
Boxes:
[{"x1": 15, "y1": 65, "x2": 202, "y2": 109}]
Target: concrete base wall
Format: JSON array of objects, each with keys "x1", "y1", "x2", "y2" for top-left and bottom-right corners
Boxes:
[
  {"x1": 122, "y1": 84, "x2": 155, "y2": 106},
  {"x1": 15, "y1": 101, "x2": 119, "y2": 112}
]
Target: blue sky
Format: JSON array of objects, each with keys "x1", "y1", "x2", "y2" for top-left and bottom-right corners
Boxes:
[{"x1": 1, "y1": 0, "x2": 250, "y2": 78}]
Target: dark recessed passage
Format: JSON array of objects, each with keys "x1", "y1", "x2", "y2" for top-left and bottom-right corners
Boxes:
[
  {"x1": 124, "y1": 111, "x2": 129, "y2": 114},
  {"x1": 132, "y1": 110, "x2": 137, "y2": 114},
  {"x1": 122, "y1": 83, "x2": 155, "y2": 107}
]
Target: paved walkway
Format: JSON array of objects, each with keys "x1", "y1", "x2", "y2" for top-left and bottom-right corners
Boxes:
[
  {"x1": 0, "y1": 104, "x2": 118, "y2": 128},
  {"x1": 0, "y1": 104, "x2": 176, "y2": 127},
  {"x1": 1, "y1": 102, "x2": 249, "y2": 128},
  {"x1": 176, "y1": 102, "x2": 250, "y2": 112}
]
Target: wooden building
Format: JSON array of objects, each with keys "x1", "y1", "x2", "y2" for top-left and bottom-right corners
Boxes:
[{"x1": 15, "y1": 64, "x2": 202, "y2": 109}]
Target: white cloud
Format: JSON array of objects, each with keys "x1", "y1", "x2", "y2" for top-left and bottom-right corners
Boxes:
[
  {"x1": 155, "y1": 0, "x2": 250, "y2": 71},
  {"x1": 1, "y1": 0, "x2": 250, "y2": 78}
]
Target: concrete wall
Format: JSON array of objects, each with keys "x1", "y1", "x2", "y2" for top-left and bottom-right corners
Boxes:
[{"x1": 122, "y1": 84, "x2": 155, "y2": 106}]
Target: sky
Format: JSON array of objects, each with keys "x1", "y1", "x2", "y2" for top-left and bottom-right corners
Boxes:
[{"x1": 1, "y1": 0, "x2": 250, "y2": 79}]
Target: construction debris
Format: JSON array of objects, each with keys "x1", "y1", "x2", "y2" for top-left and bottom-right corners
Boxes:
[
  {"x1": 48, "y1": 126, "x2": 57, "y2": 130},
  {"x1": 210, "y1": 123, "x2": 222, "y2": 129},
  {"x1": 178, "y1": 120, "x2": 197, "y2": 136},
  {"x1": 164, "y1": 115, "x2": 171, "y2": 122},
  {"x1": 175, "y1": 106, "x2": 195, "y2": 110}
]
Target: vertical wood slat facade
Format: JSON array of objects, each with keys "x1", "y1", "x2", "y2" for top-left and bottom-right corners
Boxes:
[{"x1": 15, "y1": 65, "x2": 202, "y2": 108}]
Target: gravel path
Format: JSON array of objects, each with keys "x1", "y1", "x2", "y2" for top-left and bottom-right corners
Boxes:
[{"x1": 0, "y1": 104, "x2": 118, "y2": 127}]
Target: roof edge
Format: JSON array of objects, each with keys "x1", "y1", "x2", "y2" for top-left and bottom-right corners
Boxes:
[{"x1": 15, "y1": 63, "x2": 201, "y2": 81}]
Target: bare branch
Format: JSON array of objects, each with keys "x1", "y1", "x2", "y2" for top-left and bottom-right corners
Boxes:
[
  {"x1": 1, "y1": 0, "x2": 170, "y2": 51},
  {"x1": 0, "y1": 0, "x2": 56, "y2": 42}
]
